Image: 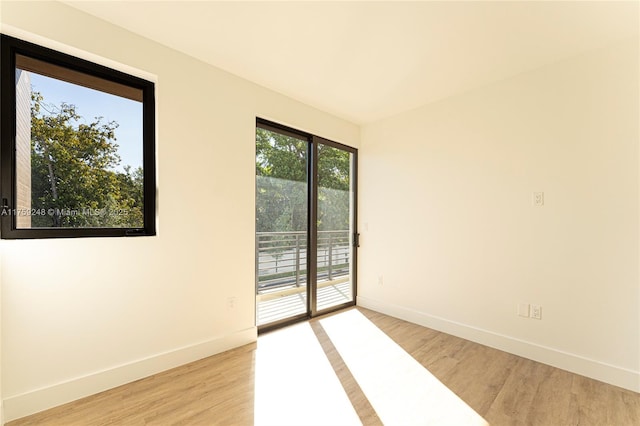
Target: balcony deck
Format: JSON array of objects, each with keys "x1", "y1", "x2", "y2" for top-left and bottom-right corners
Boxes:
[{"x1": 257, "y1": 280, "x2": 352, "y2": 325}]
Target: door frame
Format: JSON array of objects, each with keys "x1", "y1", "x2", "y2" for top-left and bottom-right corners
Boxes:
[{"x1": 256, "y1": 118, "x2": 357, "y2": 333}]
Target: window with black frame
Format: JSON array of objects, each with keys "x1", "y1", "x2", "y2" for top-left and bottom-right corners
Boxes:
[{"x1": 0, "y1": 35, "x2": 156, "y2": 238}]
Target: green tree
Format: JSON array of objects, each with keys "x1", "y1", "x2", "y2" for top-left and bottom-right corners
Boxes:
[
  {"x1": 30, "y1": 92, "x2": 143, "y2": 228},
  {"x1": 256, "y1": 128, "x2": 351, "y2": 233},
  {"x1": 317, "y1": 144, "x2": 350, "y2": 232},
  {"x1": 256, "y1": 128, "x2": 307, "y2": 233}
]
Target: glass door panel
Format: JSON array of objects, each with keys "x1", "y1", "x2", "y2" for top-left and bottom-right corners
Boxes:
[
  {"x1": 256, "y1": 126, "x2": 308, "y2": 326},
  {"x1": 315, "y1": 142, "x2": 355, "y2": 312}
]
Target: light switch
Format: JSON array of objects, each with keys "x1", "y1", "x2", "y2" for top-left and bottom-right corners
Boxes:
[{"x1": 533, "y1": 192, "x2": 544, "y2": 207}]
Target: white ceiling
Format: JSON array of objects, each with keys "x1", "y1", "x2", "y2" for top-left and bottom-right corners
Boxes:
[{"x1": 64, "y1": 1, "x2": 639, "y2": 124}]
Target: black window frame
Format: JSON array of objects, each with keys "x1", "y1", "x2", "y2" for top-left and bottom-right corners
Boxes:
[{"x1": 0, "y1": 34, "x2": 156, "y2": 239}]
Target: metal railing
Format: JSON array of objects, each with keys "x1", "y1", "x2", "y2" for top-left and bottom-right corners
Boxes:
[{"x1": 256, "y1": 230, "x2": 350, "y2": 293}]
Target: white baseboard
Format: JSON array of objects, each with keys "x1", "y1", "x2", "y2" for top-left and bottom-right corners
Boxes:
[
  {"x1": 357, "y1": 296, "x2": 640, "y2": 393},
  {"x1": 3, "y1": 327, "x2": 257, "y2": 423}
]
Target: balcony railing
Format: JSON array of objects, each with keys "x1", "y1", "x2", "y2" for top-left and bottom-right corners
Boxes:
[{"x1": 256, "y1": 230, "x2": 350, "y2": 294}]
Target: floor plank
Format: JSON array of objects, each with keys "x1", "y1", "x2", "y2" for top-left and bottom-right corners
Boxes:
[{"x1": 8, "y1": 307, "x2": 640, "y2": 425}]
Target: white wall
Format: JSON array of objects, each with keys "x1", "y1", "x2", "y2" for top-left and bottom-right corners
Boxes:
[
  {"x1": 358, "y1": 38, "x2": 640, "y2": 392},
  {"x1": 0, "y1": 1, "x2": 359, "y2": 422}
]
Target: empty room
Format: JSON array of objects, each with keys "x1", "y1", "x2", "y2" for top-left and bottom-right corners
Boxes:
[{"x1": 0, "y1": 1, "x2": 638, "y2": 425}]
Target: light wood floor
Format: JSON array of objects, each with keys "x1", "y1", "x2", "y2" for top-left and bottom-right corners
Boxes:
[{"x1": 8, "y1": 307, "x2": 640, "y2": 425}]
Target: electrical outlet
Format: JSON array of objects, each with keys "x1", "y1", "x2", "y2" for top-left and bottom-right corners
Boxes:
[
  {"x1": 518, "y1": 303, "x2": 530, "y2": 317},
  {"x1": 533, "y1": 192, "x2": 544, "y2": 207},
  {"x1": 531, "y1": 304, "x2": 542, "y2": 320},
  {"x1": 378, "y1": 275, "x2": 383, "y2": 286},
  {"x1": 227, "y1": 296, "x2": 237, "y2": 309}
]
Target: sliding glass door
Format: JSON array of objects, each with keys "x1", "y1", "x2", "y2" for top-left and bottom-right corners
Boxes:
[
  {"x1": 256, "y1": 119, "x2": 357, "y2": 330},
  {"x1": 312, "y1": 141, "x2": 356, "y2": 314}
]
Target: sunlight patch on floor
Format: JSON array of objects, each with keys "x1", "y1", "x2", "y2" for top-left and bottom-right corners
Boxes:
[
  {"x1": 254, "y1": 322, "x2": 362, "y2": 426},
  {"x1": 320, "y1": 310, "x2": 489, "y2": 426}
]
